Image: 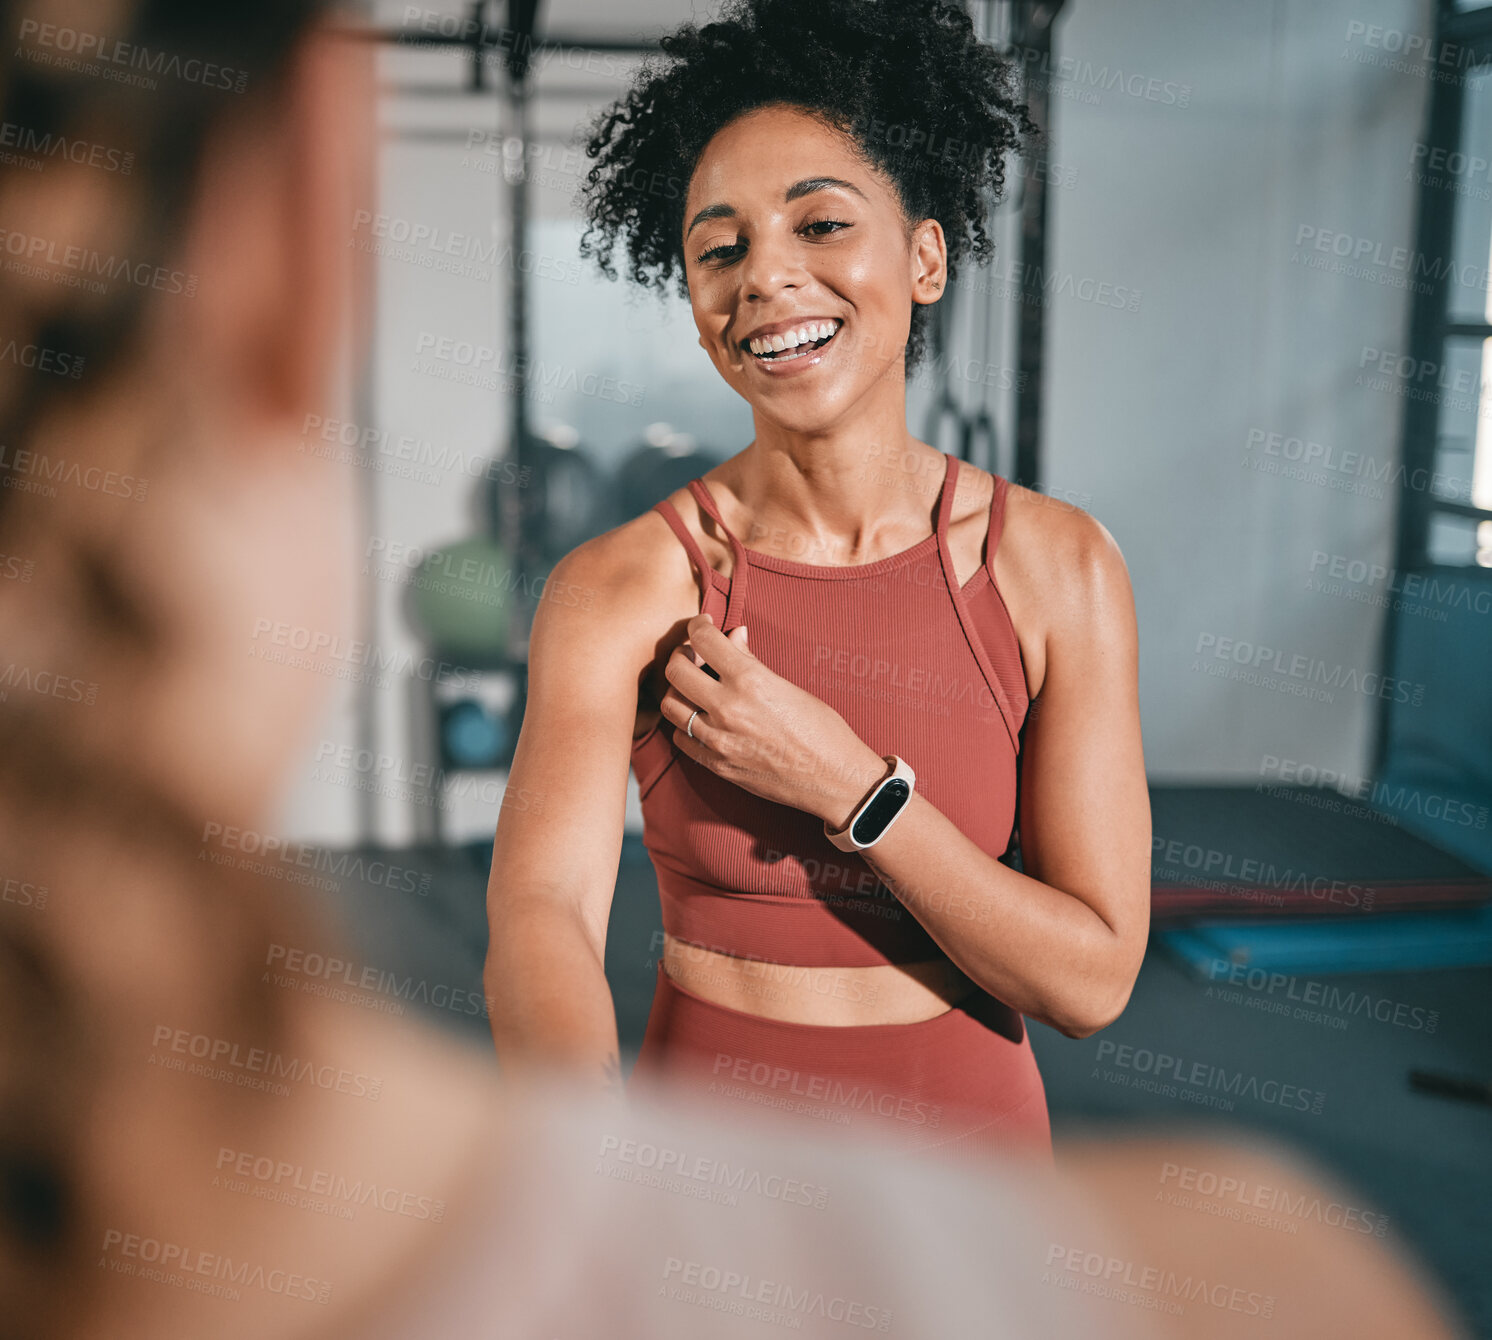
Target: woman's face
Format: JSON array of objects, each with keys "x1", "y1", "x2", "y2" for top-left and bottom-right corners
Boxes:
[{"x1": 682, "y1": 102, "x2": 944, "y2": 432}]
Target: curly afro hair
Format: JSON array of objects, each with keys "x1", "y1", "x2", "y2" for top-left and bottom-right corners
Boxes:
[{"x1": 576, "y1": 0, "x2": 1037, "y2": 370}]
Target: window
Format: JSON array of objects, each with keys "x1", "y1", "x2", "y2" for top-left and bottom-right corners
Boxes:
[
  {"x1": 1372, "y1": 0, "x2": 1492, "y2": 836},
  {"x1": 1400, "y1": 4, "x2": 1492, "y2": 570}
]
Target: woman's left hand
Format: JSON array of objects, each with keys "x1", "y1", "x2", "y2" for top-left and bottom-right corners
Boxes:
[{"x1": 662, "y1": 613, "x2": 886, "y2": 824}]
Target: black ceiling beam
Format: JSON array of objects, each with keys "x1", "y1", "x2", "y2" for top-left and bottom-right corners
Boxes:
[{"x1": 344, "y1": 25, "x2": 660, "y2": 54}]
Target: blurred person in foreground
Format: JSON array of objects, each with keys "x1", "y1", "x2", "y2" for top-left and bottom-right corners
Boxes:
[{"x1": 0, "y1": 1, "x2": 1468, "y2": 1338}]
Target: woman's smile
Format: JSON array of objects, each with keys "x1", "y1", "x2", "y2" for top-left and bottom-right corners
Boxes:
[{"x1": 741, "y1": 315, "x2": 844, "y2": 374}]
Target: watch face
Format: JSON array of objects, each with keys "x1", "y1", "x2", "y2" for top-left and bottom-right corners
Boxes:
[{"x1": 851, "y1": 778, "x2": 910, "y2": 845}]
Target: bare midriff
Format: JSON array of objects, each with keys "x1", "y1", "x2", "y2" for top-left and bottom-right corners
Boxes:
[{"x1": 661, "y1": 930, "x2": 978, "y2": 1025}]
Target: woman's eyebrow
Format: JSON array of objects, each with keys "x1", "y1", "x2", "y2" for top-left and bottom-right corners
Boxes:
[
  {"x1": 685, "y1": 176, "x2": 867, "y2": 237},
  {"x1": 784, "y1": 175, "x2": 865, "y2": 203}
]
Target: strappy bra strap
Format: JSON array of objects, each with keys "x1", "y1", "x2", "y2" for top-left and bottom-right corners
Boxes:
[
  {"x1": 653, "y1": 498, "x2": 710, "y2": 578},
  {"x1": 935, "y1": 450, "x2": 958, "y2": 537},
  {"x1": 685, "y1": 478, "x2": 749, "y2": 630},
  {"x1": 984, "y1": 474, "x2": 1010, "y2": 580},
  {"x1": 652, "y1": 499, "x2": 729, "y2": 626}
]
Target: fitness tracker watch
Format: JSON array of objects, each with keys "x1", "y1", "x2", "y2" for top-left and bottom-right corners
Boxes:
[{"x1": 824, "y1": 754, "x2": 916, "y2": 852}]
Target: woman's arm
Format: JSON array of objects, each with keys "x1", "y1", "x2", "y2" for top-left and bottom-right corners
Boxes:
[
  {"x1": 666, "y1": 503, "x2": 1149, "y2": 1039},
  {"x1": 851, "y1": 508, "x2": 1149, "y2": 1036},
  {"x1": 483, "y1": 533, "x2": 666, "y2": 1091}
]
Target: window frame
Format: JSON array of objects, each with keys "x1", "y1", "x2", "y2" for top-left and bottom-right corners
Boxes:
[{"x1": 1375, "y1": 0, "x2": 1492, "y2": 776}]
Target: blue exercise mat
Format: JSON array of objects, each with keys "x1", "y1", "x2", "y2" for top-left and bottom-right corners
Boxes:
[{"x1": 1158, "y1": 903, "x2": 1492, "y2": 977}]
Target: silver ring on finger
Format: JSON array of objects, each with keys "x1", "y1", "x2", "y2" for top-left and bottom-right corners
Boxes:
[{"x1": 686, "y1": 708, "x2": 700, "y2": 739}]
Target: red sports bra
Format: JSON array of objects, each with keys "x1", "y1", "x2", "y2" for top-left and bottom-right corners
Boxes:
[{"x1": 631, "y1": 450, "x2": 1029, "y2": 967}]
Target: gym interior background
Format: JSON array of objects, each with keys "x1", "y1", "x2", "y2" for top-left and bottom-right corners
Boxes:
[{"x1": 279, "y1": 1, "x2": 1491, "y2": 1331}]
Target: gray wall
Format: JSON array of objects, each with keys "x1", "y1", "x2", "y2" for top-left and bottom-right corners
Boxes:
[{"x1": 1042, "y1": 0, "x2": 1432, "y2": 782}]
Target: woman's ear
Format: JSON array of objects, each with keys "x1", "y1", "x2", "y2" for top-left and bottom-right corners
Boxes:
[{"x1": 910, "y1": 217, "x2": 948, "y2": 305}]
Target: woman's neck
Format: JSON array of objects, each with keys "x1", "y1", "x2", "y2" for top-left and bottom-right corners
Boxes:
[{"x1": 725, "y1": 427, "x2": 944, "y2": 563}]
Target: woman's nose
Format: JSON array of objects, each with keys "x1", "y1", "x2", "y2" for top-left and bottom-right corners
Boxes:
[{"x1": 737, "y1": 230, "x2": 805, "y2": 301}]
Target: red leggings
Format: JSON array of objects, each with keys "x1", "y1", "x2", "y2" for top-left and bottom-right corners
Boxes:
[{"x1": 629, "y1": 960, "x2": 1053, "y2": 1170}]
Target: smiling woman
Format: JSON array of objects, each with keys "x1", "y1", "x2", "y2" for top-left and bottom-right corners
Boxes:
[{"x1": 483, "y1": 0, "x2": 1149, "y2": 1169}]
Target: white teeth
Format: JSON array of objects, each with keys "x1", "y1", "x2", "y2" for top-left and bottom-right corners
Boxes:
[{"x1": 748, "y1": 320, "x2": 839, "y2": 358}]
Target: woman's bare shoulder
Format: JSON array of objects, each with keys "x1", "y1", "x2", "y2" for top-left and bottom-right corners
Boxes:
[
  {"x1": 1002, "y1": 480, "x2": 1131, "y2": 604},
  {"x1": 1002, "y1": 477, "x2": 1120, "y2": 565},
  {"x1": 535, "y1": 500, "x2": 702, "y2": 645},
  {"x1": 990, "y1": 478, "x2": 1135, "y2": 700}
]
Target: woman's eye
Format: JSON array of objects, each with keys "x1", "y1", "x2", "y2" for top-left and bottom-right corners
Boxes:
[
  {"x1": 692, "y1": 219, "x2": 849, "y2": 267},
  {"x1": 694, "y1": 240, "x2": 744, "y2": 265}
]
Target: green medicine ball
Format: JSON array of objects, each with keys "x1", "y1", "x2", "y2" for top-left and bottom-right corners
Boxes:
[{"x1": 406, "y1": 534, "x2": 512, "y2": 657}]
